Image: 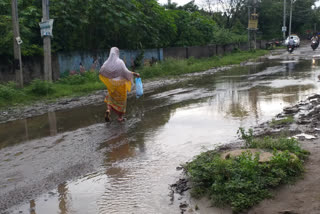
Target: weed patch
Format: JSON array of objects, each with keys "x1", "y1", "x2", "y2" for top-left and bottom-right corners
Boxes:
[
  {"x1": 137, "y1": 50, "x2": 269, "y2": 79},
  {"x1": 58, "y1": 72, "x2": 99, "y2": 85},
  {"x1": 186, "y1": 128, "x2": 309, "y2": 212},
  {"x1": 28, "y1": 79, "x2": 55, "y2": 96},
  {"x1": 237, "y1": 128, "x2": 309, "y2": 159},
  {"x1": 0, "y1": 82, "x2": 22, "y2": 101},
  {"x1": 270, "y1": 116, "x2": 294, "y2": 127}
]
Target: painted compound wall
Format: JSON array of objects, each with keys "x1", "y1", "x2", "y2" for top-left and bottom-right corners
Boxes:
[
  {"x1": 1, "y1": 41, "x2": 269, "y2": 83},
  {"x1": 57, "y1": 48, "x2": 163, "y2": 75}
]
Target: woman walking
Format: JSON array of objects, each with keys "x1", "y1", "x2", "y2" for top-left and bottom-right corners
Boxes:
[{"x1": 99, "y1": 47, "x2": 140, "y2": 122}]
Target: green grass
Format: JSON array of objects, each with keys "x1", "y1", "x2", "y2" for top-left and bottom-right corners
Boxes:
[
  {"x1": 237, "y1": 127, "x2": 309, "y2": 160},
  {"x1": 0, "y1": 50, "x2": 269, "y2": 109},
  {"x1": 186, "y1": 128, "x2": 309, "y2": 212},
  {"x1": 0, "y1": 72, "x2": 105, "y2": 108},
  {"x1": 270, "y1": 116, "x2": 294, "y2": 127},
  {"x1": 138, "y1": 50, "x2": 269, "y2": 79}
]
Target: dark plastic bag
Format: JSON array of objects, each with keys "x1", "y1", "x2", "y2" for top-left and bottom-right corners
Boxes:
[{"x1": 135, "y1": 77, "x2": 143, "y2": 98}]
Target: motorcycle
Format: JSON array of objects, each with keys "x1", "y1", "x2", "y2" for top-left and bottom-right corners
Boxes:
[
  {"x1": 287, "y1": 44, "x2": 294, "y2": 53},
  {"x1": 311, "y1": 40, "x2": 319, "y2": 51}
]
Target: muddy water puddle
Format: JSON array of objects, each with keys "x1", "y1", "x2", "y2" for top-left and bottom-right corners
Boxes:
[
  {"x1": 0, "y1": 105, "x2": 106, "y2": 149},
  {"x1": 4, "y1": 58, "x2": 320, "y2": 214}
]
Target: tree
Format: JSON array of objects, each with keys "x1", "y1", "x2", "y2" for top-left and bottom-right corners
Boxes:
[
  {"x1": 258, "y1": 0, "x2": 283, "y2": 39},
  {"x1": 168, "y1": 10, "x2": 216, "y2": 46},
  {"x1": 291, "y1": 0, "x2": 316, "y2": 35},
  {"x1": 179, "y1": 0, "x2": 199, "y2": 12},
  {"x1": 163, "y1": 0, "x2": 178, "y2": 9},
  {"x1": 202, "y1": 0, "x2": 247, "y2": 28},
  {"x1": 0, "y1": 0, "x2": 12, "y2": 56}
]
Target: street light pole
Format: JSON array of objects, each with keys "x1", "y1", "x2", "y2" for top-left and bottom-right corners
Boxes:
[
  {"x1": 283, "y1": 0, "x2": 286, "y2": 40},
  {"x1": 288, "y1": 0, "x2": 293, "y2": 36}
]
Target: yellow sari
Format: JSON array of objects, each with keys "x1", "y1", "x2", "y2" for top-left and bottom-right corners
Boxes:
[{"x1": 99, "y1": 74, "x2": 132, "y2": 114}]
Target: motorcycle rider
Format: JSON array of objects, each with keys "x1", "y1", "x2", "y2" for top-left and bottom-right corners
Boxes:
[
  {"x1": 289, "y1": 36, "x2": 295, "y2": 46},
  {"x1": 287, "y1": 36, "x2": 295, "y2": 52},
  {"x1": 311, "y1": 33, "x2": 319, "y2": 50},
  {"x1": 311, "y1": 33, "x2": 319, "y2": 43}
]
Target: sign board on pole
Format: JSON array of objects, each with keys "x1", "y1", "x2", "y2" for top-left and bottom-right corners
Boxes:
[
  {"x1": 282, "y1": 26, "x2": 287, "y2": 32},
  {"x1": 39, "y1": 19, "x2": 54, "y2": 37},
  {"x1": 15, "y1": 37, "x2": 23, "y2": 45},
  {"x1": 248, "y1": 13, "x2": 258, "y2": 30}
]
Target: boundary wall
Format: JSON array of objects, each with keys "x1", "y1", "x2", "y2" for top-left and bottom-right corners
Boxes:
[{"x1": 0, "y1": 40, "x2": 267, "y2": 83}]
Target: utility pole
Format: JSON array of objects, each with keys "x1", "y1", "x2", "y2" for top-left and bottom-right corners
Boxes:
[
  {"x1": 253, "y1": 0, "x2": 257, "y2": 50},
  {"x1": 11, "y1": 0, "x2": 23, "y2": 88},
  {"x1": 42, "y1": 0, "x2": 52, "y2": 82},
  {"x1": 288, "y1": 0, "x2": 293, "y2": 36},
  {"x1": 283, "y1": 0, "x2": 287, "y2": 40},
  {"x1": 248, "y1": 4, "x2": 251, "y2": 50}
]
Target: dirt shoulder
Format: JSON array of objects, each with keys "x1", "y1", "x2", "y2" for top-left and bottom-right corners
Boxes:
[
  {"x1": 171, "y1": 93, "x2": 320, "y2": 214},
  {"x1": 249, "y1": 140, "x2": 320, "y2": 214},
  {"x1": 0, "y1": 65, "x2": 239, "y2": 124},
  {"x1": 248, "y1": 94, "x2": 320, "y2": 214}
]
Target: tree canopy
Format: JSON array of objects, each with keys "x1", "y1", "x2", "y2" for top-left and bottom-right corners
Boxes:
[{"x1": 0, "y1": 0, "x2": 319, "y2": 57}]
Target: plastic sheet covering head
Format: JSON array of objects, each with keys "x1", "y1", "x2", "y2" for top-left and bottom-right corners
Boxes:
[{"x1": 99, "y1": 47, "x2": 133, "y2": 82}]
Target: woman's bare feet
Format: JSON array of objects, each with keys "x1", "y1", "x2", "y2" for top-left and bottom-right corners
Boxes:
[
  {"x1": 117, "y1": 117, "x2": 126, "y2": 122},
  {"x1": 105, "y1": 110, "x2": 111, "y2": 122}
]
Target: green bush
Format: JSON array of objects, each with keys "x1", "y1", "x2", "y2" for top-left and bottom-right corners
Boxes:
[
  {"x1": 237, "y1": 128, "x2": 254, "y2": 148},
  {"x1": 58, "y1": 72, "x2": 99, "y2": 85},
  {"x1": 0, "y1": 82, "x2": 21, "y2": 100},
  {"x1": 58, "y1": 74, "x2": 86, "y2": 85},
  {"x1": 270, "y1": 116, "x2": 294, "y2": 127},
  {"x1": 186, "y1": 148, "x2": 305, "y2": 212},
  {"x1": 0, "y1": 82, "x2": 22, "y2": 101},
  {"x1": 138, "y1": 50, "x2": 268, "y2": 79},
  {"x1": 212, "y1": 28, "x2": 247, "y2": 45},
  {"x1": 82, "y1": 71, "x2": 99, "y2": 82},
  {"x1": 29, "y1": 79, "x2": 55, "y2": 95},
  {"x1": 237, "y1": 128, "x2": 310, "y2": 160},
  {"x1": 186, "y1": 128, "x2": 309, "y2": 212}
]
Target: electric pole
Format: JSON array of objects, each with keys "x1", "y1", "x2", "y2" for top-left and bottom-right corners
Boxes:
[
  {"x1": 42, "y1": 0, "x2": 52, "y2": 82},
  {"x1": 288, "y1": 0, "x2": 293, "y2": 36},
  {"x1": 253, "y1": 0, "x2": 257, "y2": 50},
  {"x1": 248, "y1": 4, "x2": 251, "y2": 50},
  {"x1": 11, "y1": 0, "x2": 23, "y2": 88},
  {"x1": 283, "y1": 0, "x2": 286, "y2": 40}
]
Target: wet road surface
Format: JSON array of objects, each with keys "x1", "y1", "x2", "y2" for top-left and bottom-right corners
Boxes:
[{"x1": 1, "y1": 45, "x2": 320, "y2": 213}]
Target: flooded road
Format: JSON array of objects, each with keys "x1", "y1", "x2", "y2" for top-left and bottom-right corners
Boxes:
[{"x1": 1, "y1": 45, "x2": 320, "y2": 213}]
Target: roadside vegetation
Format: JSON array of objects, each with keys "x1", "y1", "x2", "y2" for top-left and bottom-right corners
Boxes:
[
  {"x1": 0, "y1": 50, "x2": 268, "y2": 109},
  {"x1": 0, "y1": 72, "x2": 104, "y2": 108},
  {"x1": 270, "y1": 116, "x2": 294, "y2": 127},
  {"x1": 1, "y1": 0, "x2": 317, "y2": 58},
  {"x1": 138, "y1": 49, "x2": 268, "y2": 79},
  {"x1": 185, "y1": 128, "x2": 309, "y2": 212}
]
